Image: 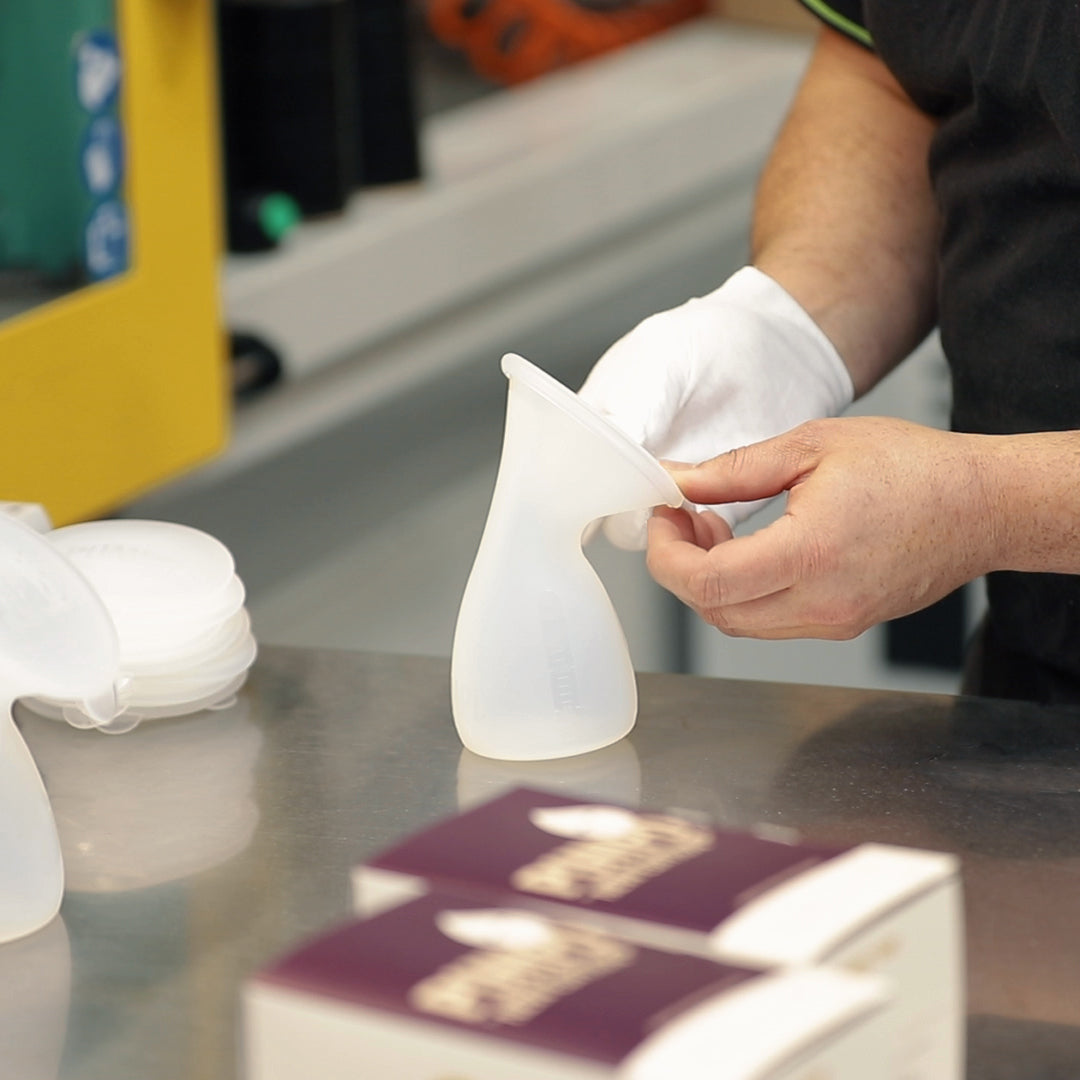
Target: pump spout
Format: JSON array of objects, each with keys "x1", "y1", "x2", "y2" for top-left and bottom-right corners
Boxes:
[{"x1": 450, "y1": 354, "x2": 682, "y2": 761}]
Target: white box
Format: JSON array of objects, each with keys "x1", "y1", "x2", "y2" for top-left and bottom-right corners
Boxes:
[
  {"x1": 352, "y1": 788, "x2": 964, "y2": 1080},
  {"x1": 245, "y1": 890, "x2": 893, "y2": 1080}
]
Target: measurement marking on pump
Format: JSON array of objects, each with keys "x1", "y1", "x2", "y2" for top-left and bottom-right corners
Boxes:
[{"x1": 539, "y1": 590, "x2": 582, "y2": 714}]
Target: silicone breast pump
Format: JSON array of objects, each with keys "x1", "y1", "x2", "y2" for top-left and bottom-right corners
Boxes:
[
  {"x1": 451, "y1": 354, "x2": 682, "y2": 761},
  {"x1": 0, "y1": 514, "x2": 119, "y2": 943}
]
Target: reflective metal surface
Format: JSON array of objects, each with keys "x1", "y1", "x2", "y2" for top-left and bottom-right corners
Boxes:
[{"x1": 10, "y1": 646, "x2": 1080, "y2": 1078}]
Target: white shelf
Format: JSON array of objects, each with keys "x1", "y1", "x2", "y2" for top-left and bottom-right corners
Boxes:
[{"x1": 223, "y1": 21, "x2": 811, "y2": 379}]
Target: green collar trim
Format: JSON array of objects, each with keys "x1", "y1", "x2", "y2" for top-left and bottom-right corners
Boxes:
[{"x1": 800, "y1": 0, "x2": 873, "y2": 47}]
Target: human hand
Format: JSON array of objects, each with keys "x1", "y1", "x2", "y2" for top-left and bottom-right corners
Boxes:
[
  {"x1": 578, "y1": 266, "x2": 854, "y2": 548},
  {"x1": 647, "y1": 417, "x2": 998, "y2": 639}
]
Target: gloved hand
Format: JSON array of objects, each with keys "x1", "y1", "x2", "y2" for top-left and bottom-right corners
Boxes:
[{"x1": 578, "y1": 266, "x2": 855, "y2": 548}]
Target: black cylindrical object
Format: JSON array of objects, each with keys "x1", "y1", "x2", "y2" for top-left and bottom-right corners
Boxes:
[
  {"x1": 218, "y1": 0, "x2": 357, "y2": 217},
  {"x1": 350, "y1": 0, "x2": 422, "y2": 186}
]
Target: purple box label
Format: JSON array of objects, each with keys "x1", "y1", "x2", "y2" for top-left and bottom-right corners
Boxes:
[
  {"x1": 260, "y1": 893, "x2": 756, "y2": 1064},
  {"x1": 370, "y1": 789, "x2": 845, "y2": 932}
]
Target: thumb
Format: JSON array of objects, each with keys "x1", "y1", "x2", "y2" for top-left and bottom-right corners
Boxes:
[{"x1": 667, "y1": 428, "x2": 820, "y2": 507}]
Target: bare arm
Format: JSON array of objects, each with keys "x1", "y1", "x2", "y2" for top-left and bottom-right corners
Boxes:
[
  {"x1": 752, "y1": 28, "x2": 940, "y2": 397},
  {"x1": 641, "y1": 29, "x2": 1080, "y2": 639}
]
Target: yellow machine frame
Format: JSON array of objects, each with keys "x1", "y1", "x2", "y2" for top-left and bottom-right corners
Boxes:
[{"x1": 0, "y1": 0, "x2": 227, "y2": 526}]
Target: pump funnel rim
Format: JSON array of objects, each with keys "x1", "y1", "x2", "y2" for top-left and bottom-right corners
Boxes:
[{"x1": 500, "y1": 353, "x2": 683, "y2": 509}]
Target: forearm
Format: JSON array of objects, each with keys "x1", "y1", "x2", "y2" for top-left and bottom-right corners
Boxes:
[
  {"x1": 979, "y1": 430, "x2": 1080, "y2": 576},
  {"x1": 752, "y1": 28, "x2": 940, "y2": 397}
]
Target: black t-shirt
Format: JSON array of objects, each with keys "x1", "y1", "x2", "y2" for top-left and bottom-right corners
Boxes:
[{"x1": 796, "y1": 1, "x2": 1080, "y2": 689}]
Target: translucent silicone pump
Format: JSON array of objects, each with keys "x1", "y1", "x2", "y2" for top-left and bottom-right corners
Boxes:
[
  {"x1": 450, "y1": 354, "x2": 683, "y2": 761},
  {"x1": 0, "y1": 514, "x2": 119, "y2": 943}
]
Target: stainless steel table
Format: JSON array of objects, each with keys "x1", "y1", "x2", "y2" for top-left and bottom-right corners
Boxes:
[{"x1": 9, "y1": 646, "x2": 1080, "y2": 1078}]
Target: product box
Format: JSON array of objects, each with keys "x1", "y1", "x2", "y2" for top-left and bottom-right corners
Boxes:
[
  {"x1": 245, "y1": 890, "x2": 893, "y2": 1080},
  {"x1": 352, "y1": 788, "x2": 964, "y2": 1080}
]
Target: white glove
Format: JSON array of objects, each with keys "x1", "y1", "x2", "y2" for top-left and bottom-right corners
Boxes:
[{"x1": 578, "y1": 266, "x2": 854, "y2": 548}]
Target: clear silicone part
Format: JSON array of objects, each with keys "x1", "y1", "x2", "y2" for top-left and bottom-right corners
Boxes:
[
  {"x1": 28, "y1": 668, "x2": 252, "y2": 730},
  {"x1": 46, "y1": 520, "x2": 238, "y2": 622},
  {"x1": 121, "y1": 612, "x2": 256, "y2": 684},
  {"x1": 100, "y1": 571, "x2": 246, "y2": 630},
  {"x1": 47, "y1": 520, "x2": 247, "y2": 671},
  {"x1": 25, "y1": 625, "x2": 256, "y2": 726},
  {"x1": 22, "y1": 610, "x2": 256, "y2": 728},
  {"x1": 117, "y1": 633, "x2": 257, "y2": 703},
  {"x1": 124, "y1": 669, "x2": 251, "y2": 718},
  {"x1": 118, "y1": 602, "x2": 251, "y2": 673},
  {"x1": 450, "y1": 354, "x2": 683, "y2": 761},
  {"x1": 107, "y1": 575, "x2": 248, "y2": 663},
  {"x1": 0, "y1": 515, "x2": 120, "y2": 943}
]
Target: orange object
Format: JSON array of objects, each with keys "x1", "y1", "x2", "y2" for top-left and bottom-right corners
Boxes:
[{"x1": 427, "y1": 0, "x2": 706, "y2": 84}]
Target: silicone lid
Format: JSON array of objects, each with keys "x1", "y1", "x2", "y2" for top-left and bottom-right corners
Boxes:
[
  {"x1": 120, "y1": 632, "x2": 257, "y2": 701},
  {"x1": 48, "y1": 522, "x2": 249, "y2": 674},
  {"x1": 24, "y1": 620, "x2": 256, "y2": 722},
  {"x1": 28, "y1": 665, "x2": 253, "y2": 730},
  {"x1": 121, "y1": 668, "x2": 250, "y2": 718},
  {"x1": 47, "y1": 520, "x2": 237, "y2": 619},
  {"x1": 117, "y1": 671, "x2": 249, "y2": 720},
  {"x1": 20, "y1": 518, "x2": 257, "y2": 734},
  {"x1": 112, "y1": 583, "x2": 248, "y2": 668},
  {"x1": 109, "y1": 573, "x2": 246, "y2": 633},
  {"x1": 120, "y1": 607, "x2": 252, "y2": 674}
]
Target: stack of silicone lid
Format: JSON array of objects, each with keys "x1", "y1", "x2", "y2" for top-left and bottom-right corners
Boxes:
[{"x1": 23, "y1": 519, "x2": 257, "y2": 733}]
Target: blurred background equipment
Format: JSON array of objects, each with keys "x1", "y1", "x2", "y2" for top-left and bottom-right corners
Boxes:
[
  {"x1": 426, "y1": 0, "x2": 706, "y2": 84},
  {"x1": 0, "y1": 1, "x2": 126, "y2": 289},
  {"x1": 217, "y1": 0, "x2": 359, "y2": 220},
  {"x1": 216, "y1": 0, "x2": 424, "y2": 253},
  {"x1": 0, "y1": 0, "x2": 227, "y2": 527},
  {"x1": 352, "y1": 0, "x2": 424, "y2": 184}
]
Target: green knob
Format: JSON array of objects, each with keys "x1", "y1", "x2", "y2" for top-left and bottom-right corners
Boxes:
[{"x1": 256, "y1": 192, "x2": 301, "y2": 242}]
